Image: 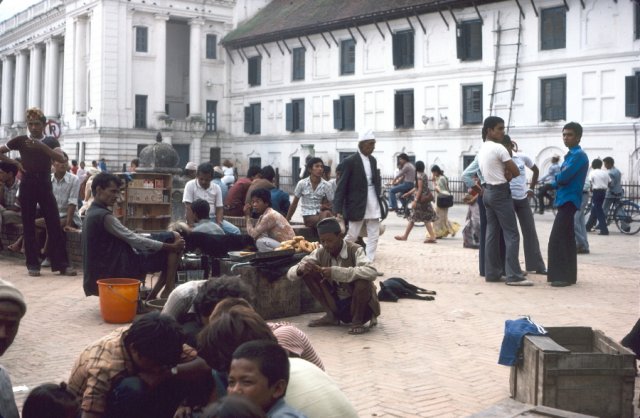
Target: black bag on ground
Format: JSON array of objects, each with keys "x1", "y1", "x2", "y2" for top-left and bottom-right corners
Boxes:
[
  {"x1": 377, "y1": 277, "x2": 436, "y2": 302},
  {"x1": 436, "y1": 194, "x2": 454, "y2": 208}
]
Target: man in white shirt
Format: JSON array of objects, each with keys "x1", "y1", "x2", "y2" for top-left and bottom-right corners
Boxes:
[
  {"x1": 183, "y1": 163, "x2": 240, "y2": 235},
  {"x1": 477, "y1": 117, "x2": 532, "y2": 286},
  {"x1": 585, "y1": 158, "x2": 611, "y2": 235}
]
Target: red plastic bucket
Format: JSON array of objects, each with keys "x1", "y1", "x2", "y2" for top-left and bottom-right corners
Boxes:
[{"x1": 97, "y1": 278, "x2": 140, "y2": 323}]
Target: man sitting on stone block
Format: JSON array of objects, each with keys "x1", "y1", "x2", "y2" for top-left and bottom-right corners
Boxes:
[
  {"x1": 82, "y1": 173, "x2": 185, "y2": 300},
  {"x1": 286, "y1": 217, "x2": 380, "y2": 335},
  {"x1": 244, "y1": 188, "x2": 295, "y2": 252}
]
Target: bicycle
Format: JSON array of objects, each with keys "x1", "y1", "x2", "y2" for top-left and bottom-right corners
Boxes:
[
  {"x1": 382, "y1": 183, "x2": 412, "y2": 219},
  {"x1": 528, "y1": 186, "x2": 557, "y2": 216},
  {"x1": 582, "y1": 197, "x2": 640, "y2": 235}
]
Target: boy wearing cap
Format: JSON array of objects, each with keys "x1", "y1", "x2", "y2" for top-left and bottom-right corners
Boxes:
[
  {"x1": 0, "y1": 279, "x2": 27, "y2": 418},
  {"x1": 287, "y1": 217, "x2": 380, "y2": 335},
  {"x1": 0, "y1": 107, "x2": 76, "y2": 277}
]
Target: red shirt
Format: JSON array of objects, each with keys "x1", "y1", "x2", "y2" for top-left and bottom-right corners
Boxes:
[{"x1": 224, "y1": 177, "x2": 252, "y2": 216}]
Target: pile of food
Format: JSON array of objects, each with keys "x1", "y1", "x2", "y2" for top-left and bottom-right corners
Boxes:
[{"x1": 276, "y1": 236, "x2": 320, "y2": 253}]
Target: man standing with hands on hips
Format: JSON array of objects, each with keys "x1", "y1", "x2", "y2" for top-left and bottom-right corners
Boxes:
[
  {"x1": 547, "y1": 122, "x2": 589, "y2": 287},
  {"x1": 333, "y1": 129, "x2": 383, "y2": 265}
]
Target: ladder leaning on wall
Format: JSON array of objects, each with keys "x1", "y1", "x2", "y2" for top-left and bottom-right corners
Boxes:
[{"x1": 489, "y1": 12, "x2": 523, "y2": 133}]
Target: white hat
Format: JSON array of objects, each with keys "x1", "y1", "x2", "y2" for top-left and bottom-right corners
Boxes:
[
  {"x1": 358, "y1": 129, "x2": 375, "y2": 141},
  {"x1": 185, "y1": 162, "x2": 198, "y2": 171}
]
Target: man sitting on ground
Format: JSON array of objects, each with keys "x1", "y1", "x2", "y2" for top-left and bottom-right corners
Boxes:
[
  {"x1": 67, "y1": 312, "x2": 210, "y2": 418},
  {"x1": 227, "y1": 340, "x2": 307, "y2": 418},
  {"x1": 82, "y1": 173, "x2": 185, "y2": 300},
  {"x1": 191, "y1": 199, "x2": 224, "y2": 235},
  {"x1": 286, "y1": 217, "x2": 380, "y2": 335},
  {"x1": 244, "y1": 188, "x2": 295, "y2": 252}
]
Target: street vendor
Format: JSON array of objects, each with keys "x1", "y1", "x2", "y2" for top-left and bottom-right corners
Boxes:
[
  {"x1": 244, "y1": 188, "x2": 295, "y2": 252},
  {"x1": 286, "y1": 217, "x2": 380, "y2": 335}
]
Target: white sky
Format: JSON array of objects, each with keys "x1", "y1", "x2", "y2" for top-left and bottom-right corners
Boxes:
[{"x1": 0, "y1": 0, "x2": 41, "y2": 23}]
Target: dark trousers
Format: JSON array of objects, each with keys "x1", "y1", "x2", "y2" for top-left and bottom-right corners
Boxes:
[
  {"x1": 513, "y1": 198, "x2": 546, "y2": 271},
  {"x1": 478, "y1": 193, "x2": 505, "y2": 277},
  {"x1": 537, "y1": 184, "x2": 554, "y2": 212},
  {"x1": 106, "y1": 376, "x2": 183, "y2": 418},
  {"x1": 548, "y1": 202, "x2": 578, "y2": 284},
  {"x1": 20, "y1": 174, "x2": 69, "y2": 271},
  {"x1": 585, "y1": 189, "x2": 608, "y2": 233}
]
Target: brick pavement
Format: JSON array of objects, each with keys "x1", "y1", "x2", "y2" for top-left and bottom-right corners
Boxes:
[{"x1": 1, "y1": 205, "x2": 638, "y2": 417}]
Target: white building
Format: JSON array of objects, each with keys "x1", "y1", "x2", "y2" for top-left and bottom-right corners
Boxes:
[{"x1": 1, "y1": 0, "x2": 639, "y2": 182}]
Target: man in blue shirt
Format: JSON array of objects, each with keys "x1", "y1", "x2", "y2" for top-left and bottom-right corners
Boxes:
[{"x1": 547, "y1": 122, "x2": 589, "y2": 287}]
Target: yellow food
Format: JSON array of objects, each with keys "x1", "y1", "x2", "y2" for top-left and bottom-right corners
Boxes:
[
  {"x1": 239, "y1": 251, "x2": 254, "y2": 256},
  {"x1": 275, "y1": 239, "x2": 320, "y2": 253}
]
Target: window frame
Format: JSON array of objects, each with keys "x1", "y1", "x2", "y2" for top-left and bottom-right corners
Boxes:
[
  {"x1": 134, "y1": 95, "x2": 147, "y2": 129},
  {"x1": 625, "y1": 72, "x2": 640, "y2": 118},
  {"x1": 392, "y1": 29, "x2": 415, "y2": 69},
  {"x1": 206, "y1": 100, "x2": 217, "y2": 132},
  {"x1": 456, "y1": 20, "x2": 482, "y2": 61},
  {"x1": 540, "y1": 77, "x2": 567, "y2": 122},
  {"x1": 333, "y1": 95, "x2": 355, "y2": 131},
  {"x1": 292, "y1": 47, "x2": 305, "y2": 81},
  {"x1": 244, "y1": 103, "x2": 261, "y2": 135},
  {"x1": 248, "y1": 56, "x2": 262, "y2": 87},
  {"x1": 286, "y1": 99, "x2": 305, "y2": 132},
  {"x1": 462, "y1": 84, "x2": 483, "y2": 125},
  {"x1": 635, "y1": 1, "x2": 640, "y2": 40},
  {"x1": 340, "y1": 39, "x2": 355, "y2": 75},
  {"x1": 205, "y1": 34, "x2": 217, "y2": 59},
  {"x1": 394, "y1": 89, "x2": 414, "y2": 129},
  {"x1": 135, "y1": 26, "x2": 148, "y2": 53},
  {"x1": 540, "y1": 6, "x2": 566, "y2": 50}
]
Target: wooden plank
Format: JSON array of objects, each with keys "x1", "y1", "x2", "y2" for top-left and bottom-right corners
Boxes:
[{"x1": 526, "y1": 335, "x2": 571, "y2": 353}]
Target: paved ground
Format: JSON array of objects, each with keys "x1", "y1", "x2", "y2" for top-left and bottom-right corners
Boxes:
[{"x1": 1, "y1": 205, "x2": 639, "y2": 417}]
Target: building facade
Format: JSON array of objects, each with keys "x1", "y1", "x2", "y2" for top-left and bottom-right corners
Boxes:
[{"x1": 1, "y1": 0, "x2": 639, "y2": 182}]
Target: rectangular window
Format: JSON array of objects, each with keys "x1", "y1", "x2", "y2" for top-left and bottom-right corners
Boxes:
[
  {"x1": 209, "y1": 147, "x2": 221, "y2": 166},
  {"x1": 249, "y1": 157, "x2": 262, "y2": 168},
  {"x1": 134, "y1": 95, "x2": 147, "y2": 128},
  {"x1": 248, "y1": 56, "x2": 261, "y2": 87},
  {"x1": 206, "y1": 100, "x2": 217, "y2": 132},
  {"x1": 292, "y1": 47, "x2": 305, "y2": 81},
  {"x1": 456, "y1": 20, "x2": 482, "y2": 61},
  {"x1": 541, "y1": 7, "x2": 566, "y2": 50},
  {"x1": 135, "y1": 27, "x2": 148, "y2": 53},
  {"x1": 394, "y1": 89, "x2": 414, "y2": 129},
  {"x1": 286, "y1": 99, "x2": 305, "y2": 132},
  {"x1": 244, "y1": 103, "x2": 261, "y2": 134},
  {"x1": 462, "y1": 85, "x2": 483, "y2": 125},
  {"x1": 625, "y1": 72, "x2": 640, "y2": 118},
  {"x1": 340, "y1": 39, "x2": 355, "y2": 75},
  {"x1": 635, "y1": 2, "x2": 640, "y2": 40},
  {"x1": 541, "y1": 77, "x2": 566, "y2": 121},
  {"x1": 392, "y1": 30, "x2": 414, "y2": 69},
  {"x1": 333, "y1": 95, "x2": 355, "y2": 131},
  {"x1": 206, "y1": 34, "x2": 217, "y2": 59}
]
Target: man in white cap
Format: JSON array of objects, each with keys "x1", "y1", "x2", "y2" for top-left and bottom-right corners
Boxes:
[
  {"x1": 0, "y1": 279, "x2": 26, "y2": 418},
  {"x1": 333, "y1": 129, "x2": 383, "y2": 264},
  {"x1": 184, "y1": 161, "x2": 198, "y2": 180}
]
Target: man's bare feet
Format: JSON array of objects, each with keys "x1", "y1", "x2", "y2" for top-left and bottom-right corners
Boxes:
[
  {"x1": 308, "y1": 315, "x2": 340, "y2": 327},
  {"x1": 394, "y1": 236, "x2": 407, "y2": 241}
]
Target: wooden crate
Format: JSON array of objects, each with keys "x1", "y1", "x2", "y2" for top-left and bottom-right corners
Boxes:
[{"x1": 510, "y1": 326, "x2": 636, "y2": 418}]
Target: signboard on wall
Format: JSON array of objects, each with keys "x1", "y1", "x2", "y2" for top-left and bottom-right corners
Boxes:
[{"x1": 44, "y1": 119, "x2": 61, "y2": 139}]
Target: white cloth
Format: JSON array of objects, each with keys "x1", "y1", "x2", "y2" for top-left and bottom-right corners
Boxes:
[
  {"x1": 222, "y1": 166, "x2": 235, "y2": 185},
  {"x1": 478, "y1": 140, "x2": 513, "y2": 185},
  {"x1": 285, "y1": 358, "x2": 358, "y2": 418},
  {"x1": 359, "y1": 151, "x2": 381, "y2": 219},
  {"x1": 161, "y1": 280, "x2": 207, "y2": 319},
  {"x1": 182, "y1": 179, "x2": 223, "y2": 217},
  {"x1": 510, "y1": 153, "x2": 535, "y2": 200},
  {"x1": 589, "y1": 168, "x2": 610, "y2": 190},
  {"x1": 345, "y1": 218, "x2": 380, "y2": 262}
]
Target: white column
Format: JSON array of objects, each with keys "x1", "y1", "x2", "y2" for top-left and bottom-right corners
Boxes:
[
  {"x1": 154, "y1": 14, "x2": 169, "y2": 120},
  {"x1": 74, "y1": 16, "x2": 88, "y2": 114},
  {"x1": 44, "y1": 37, "x2": 60, "y2": 119},
  {"x1": 13, "y1": 51, "x2": 27, "y2": 124},
  {"x1": 28, "y1": 44, "x2": 43, "y2": 108},
  {"x1": 188, "y1": 18, "x2": 203, "y2": 118},
  {"x1": 1, "y1": 57, "x2": 14, "y2": 126}
]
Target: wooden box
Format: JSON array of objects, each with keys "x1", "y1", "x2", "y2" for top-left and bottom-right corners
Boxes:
[{"x1": 510, "y1": 326, "x2": 636, "y2": 418}]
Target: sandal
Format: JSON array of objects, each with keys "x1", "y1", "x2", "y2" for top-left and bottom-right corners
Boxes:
[
  {"x1": 348, "y1": 324, "x2": 370, "y2": 335},
  {"x1": 308, "y1": 315, "x2": 340, "y2": 327}
]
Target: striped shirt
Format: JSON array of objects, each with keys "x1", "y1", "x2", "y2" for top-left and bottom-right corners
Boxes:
[
  {"x1": 51, "y1": 171, "x2": 81, "y2": 226},
  {"x1": 269, "y1": 322, "x2": 325, "y2": 371},
  {"x1": 293, "y1": 177, "x2": 334, "y2": 216},
  {"x1": 1, "y1": 179, "x2": 19, "y2": 208}
]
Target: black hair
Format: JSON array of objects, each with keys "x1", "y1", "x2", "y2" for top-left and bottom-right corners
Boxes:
[
  {"x1": 415, "y1": 161, "x2": 425, "y2": 174},
  {"x1": 232, "y1": 340, "x2": 290, "y2": 388},
  {"x1": 323, "y1": 165, "x2": 331, "y2": 174},
  {"x1": 0, "y1": 162, "x2": 18, "y2": 176},
  {"x1": 191, "y1": 199, "x2": 211, "y2": 220},
  {"x1": 603, "y1": 157, "x2": 614, "y2": 166},
  {"x1": 250, "y1": 188, "x2": 272, "y2": 206},
  {"x1": 131, "y1": 158, "x2": 140, "y2": 166},
  {"x1": 123, "y1": 312, "x2": 185, "y2": 367},
  {"x1": 91, "y1": 173, "x2": 122, "y2": 195},
  {"x1": 482, "y1": 116, "x2": 505, "y2": 140},
  {"x1": 563, "y1": 122, "x2": 583, "y2": 139},
  {"x1": 22, "y1": 382, "x2": 79, "y2": 418},
  {"x1": 397, "y1": 153, "x2": 409, "y2": 162},
  {"x1": 198, "y1": 163, "x2": 214, "y2": 177},
  {"x1": 201, "y1": 395, "x2": 266, "y2": 418},
  {"x1": 192, "y1": 276, "x2": 252, "y2": 319},
  {"x1": 501, "y1": 134, "x2": 512, "y2": 148},
  {"x1": 591, "y1": 158, "x2": 603, "y2": 169},
  {"x1": 247, "y1": 166, "x2": 262, "y2": 178},
  {"x1": 260, "y1": 166, "x2": 275, "y2": 182},
  {"x1": 430, "y1": 164, "x2": 444, "y2": 176},
  {"x1": 306, "y1": 157, "x2": 323, "y2": 170},
  {"x1": 335, "y1": 162, "x2": 344, "y2": 174},
  {"x1": 71, "y1": 160, "x2": 78, "y2": 165}
]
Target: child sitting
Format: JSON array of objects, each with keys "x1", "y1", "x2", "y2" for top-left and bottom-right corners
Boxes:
[
  {"x1": 227, "y1": 340, "x2": 307, "y2": 418},
  {"x1": 22, "y1": 382, "x2": 79, "y2": 418}
]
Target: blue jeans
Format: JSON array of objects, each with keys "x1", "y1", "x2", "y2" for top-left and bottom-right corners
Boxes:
[
  {"x1": 389, "y1": 182, "x2": 414, "y2": 210},
  {"x1": 574, "y1": 192, "x2": 589, "y2": 250},
  {"x1": 586, "y1": 189, "x2": 607, "y2": 233}
]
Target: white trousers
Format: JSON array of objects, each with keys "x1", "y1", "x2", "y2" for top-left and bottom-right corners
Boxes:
[{"x1": 345, "y1": 218, "x2": 380, "y2": 262}]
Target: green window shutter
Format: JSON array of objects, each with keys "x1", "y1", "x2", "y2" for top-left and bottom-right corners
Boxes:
[
  {"x1": 625, "y1": 75, "x2": 640, "y2": 117},
  {"x1": 286, "y1": 103, "x2": 293, "y2": 131},
  {"x1": 244, "y1": 106, "x2": 252, "y2": 133},
  {"x1": 333, "y1": 99, "x2": 343, "y2": 130}
]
